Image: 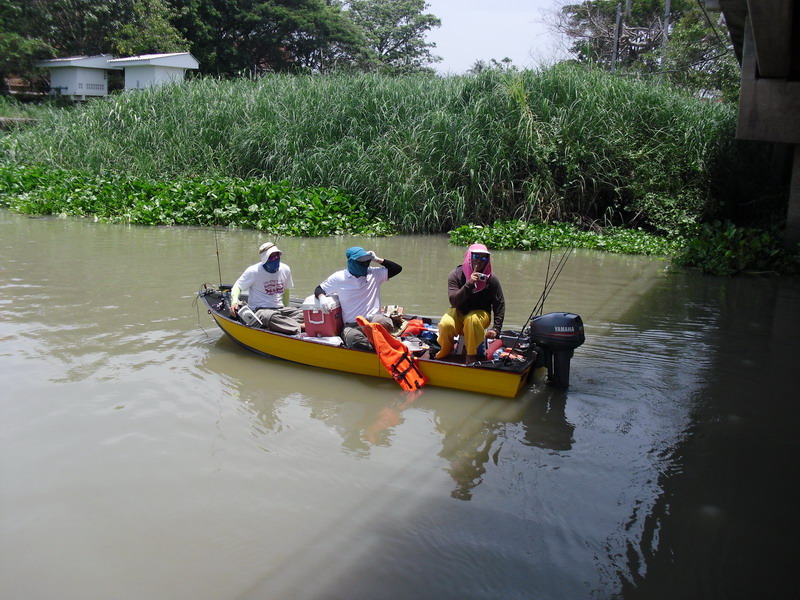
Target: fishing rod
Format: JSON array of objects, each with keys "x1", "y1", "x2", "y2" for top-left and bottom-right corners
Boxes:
[
  {"x1": 518, "y1": 246, "x2": 572, "y2": 331},
  {"x1": 533, "y1": 246, "x2": 557, "y2": 316},
  {"x1": 501, "y1": 246, "x2": 573, "y2": 361},
  {"x1": 537, "y1": 247, "x2": 572, "y2": 315},
  {"x1": 213, "y1": 212, "x2": 223, "y2": 287}
]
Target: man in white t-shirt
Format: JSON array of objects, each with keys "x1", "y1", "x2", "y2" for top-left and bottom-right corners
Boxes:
[
  {"x1": 229, "y1": 241, "x2": 304, "y2": 335},
  {"x1": 314, "y1": 246, "x2": 402, "y2": 350}
]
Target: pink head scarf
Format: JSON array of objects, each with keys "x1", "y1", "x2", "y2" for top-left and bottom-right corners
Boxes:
[{"x1": 462, "y1": 243, "x2": 492, "y2": 292}]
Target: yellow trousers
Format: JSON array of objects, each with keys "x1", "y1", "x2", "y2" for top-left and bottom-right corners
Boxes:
[{"x1": 436, "y1": 308, "x2": 490, "y2": 357}]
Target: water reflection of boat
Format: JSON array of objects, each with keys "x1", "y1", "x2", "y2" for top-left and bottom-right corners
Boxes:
[
  {"x1": 198, "y1": 284, "x2": 584, "y2": 398},
  {"x1": 355, "y1": 390, "x2": 576, "y2": 500},
  {"x1": 199, "y1": 336, "x2": 576, "y2": 501}
]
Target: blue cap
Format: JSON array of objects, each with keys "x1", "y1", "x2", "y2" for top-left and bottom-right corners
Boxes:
[{"x1": 345, "y1": 246, "x2": 370, "y2": 262}]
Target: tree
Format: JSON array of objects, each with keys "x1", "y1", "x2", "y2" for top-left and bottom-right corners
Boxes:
[
  {"x1": 0, "y1": 0, "x2": 53, "y2": 94},
  {"x1": 112, "y1": 0, "x2": 188, "y2": 56},
  {"x1": 345, "y1": 0, "x2": 441, "y2": 74},
  {"x1": 1, "y1": 0, "x2": 190, "y2": 92},
  {"x1": 554, "y1": 0, "x2": 690, "y2": 70},
  {"x1": 656, "y1": 8, "x2": 739, "y2": 102},
  {"x1": 166, "y1": 0, "x2": 235, "y2": 75},
  {"x1": 2, "y1": 0, "x2": 443, "y2": 86},
  {"x1": 0, "y1": 0, "x2": 47, "y2": 94},
  {"x1": 269, "y1": 0, "x2": 365, "y2": 73},
  {"x1": 552, "y1": 0, "x2": 738, "y2": 99},
  {"x1": 0, "y1": 33, "x2": 53, "y2": 95},
  {"x1": 169, "y1": 0, "x2": 363, "y2": 75},
  {"x1": 23, "y1": 0, "x2": 136, "y2": 57}
]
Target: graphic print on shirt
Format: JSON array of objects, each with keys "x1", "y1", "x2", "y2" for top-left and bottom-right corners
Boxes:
[{"x1": 263, "y1": 279, "x2": 284, "y2": 297}]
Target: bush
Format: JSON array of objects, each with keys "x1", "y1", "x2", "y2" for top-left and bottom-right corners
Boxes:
[{"x1": 672, "y1": 221, "x2": 800, "y2": 275}]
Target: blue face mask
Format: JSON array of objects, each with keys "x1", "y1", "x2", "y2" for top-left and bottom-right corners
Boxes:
[
  {"x1": 263, "y1": 257, "x2": 280, "y2": 273},
  {"x1": 348, "y1": 259, "x2": 369, "y2": 277}
]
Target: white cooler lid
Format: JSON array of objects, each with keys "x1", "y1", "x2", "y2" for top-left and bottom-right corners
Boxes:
[{"x1": 301, "y1": 294, "x2": 340, "y2": 310}]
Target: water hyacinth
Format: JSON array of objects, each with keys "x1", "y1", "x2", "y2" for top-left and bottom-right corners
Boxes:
[
  {"x1": 0, "y1": 163, "x2": 395, "y2": 237},
  {"x1": 449, "y1": 220, "x2": 681, "y2": 256}
]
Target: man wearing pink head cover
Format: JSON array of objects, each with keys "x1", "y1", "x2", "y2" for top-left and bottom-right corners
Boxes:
[{"x1": 435, "y1": 243, "x2": 505, "y2": 364}]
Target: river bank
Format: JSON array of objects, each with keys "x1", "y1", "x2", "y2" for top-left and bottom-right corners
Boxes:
[{"x1": 2, "y1": 161, "x2": 798, "y2": 275}]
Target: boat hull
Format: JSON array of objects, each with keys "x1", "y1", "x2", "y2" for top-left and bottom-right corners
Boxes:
[{"x1": 202, "y1": 290, "x2": 533, "y2": 398}]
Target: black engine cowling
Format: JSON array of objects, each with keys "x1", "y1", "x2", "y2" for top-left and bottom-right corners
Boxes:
[{"x1": 528, "y1": 312, "x2": 585, "y2": 388}]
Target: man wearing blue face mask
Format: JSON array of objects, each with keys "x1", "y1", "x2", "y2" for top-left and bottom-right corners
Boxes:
[
  {"x1": 229, "y1": 241, "x2": 305, "y2": 335},
  {"x1": 314, "y1": 246, "x2": 402, "y2": 350}
]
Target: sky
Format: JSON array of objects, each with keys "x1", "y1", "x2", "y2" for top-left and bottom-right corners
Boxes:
[{"x1": 424, "y1": 0, "x2": 570, "y2": 75}]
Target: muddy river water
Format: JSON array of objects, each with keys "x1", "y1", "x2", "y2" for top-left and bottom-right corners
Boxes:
[{"x1": 1, "y1": 210, "x2": 796, "y2": 599}]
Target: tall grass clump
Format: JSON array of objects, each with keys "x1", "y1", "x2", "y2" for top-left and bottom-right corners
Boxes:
[
  {"x1": 0, "y1": 96, "x2": 62, "y2": 120},
  {"x1": 510, "y1": 66, "x2": 741, "y2": 233},
  {"x1": 2, "y1": 65, "x2": 760, "y2": 234}
]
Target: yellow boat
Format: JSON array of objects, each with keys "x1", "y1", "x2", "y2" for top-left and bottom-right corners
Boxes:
[{"x1": 198, "y1": 284, "x2": 584, "y2": 398}]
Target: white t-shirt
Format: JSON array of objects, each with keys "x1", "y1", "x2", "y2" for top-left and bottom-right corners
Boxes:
[
  {"x1": 320, "y1": 267, "x2": 388, "y2": 323},
  {"x1": 233, "y1": 262, "x2": 294, "y2": 309}
]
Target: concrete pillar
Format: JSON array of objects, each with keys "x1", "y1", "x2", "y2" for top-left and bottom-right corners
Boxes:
[{"x1": 787, "y1": 145, "x2": 800, "y2": 251}]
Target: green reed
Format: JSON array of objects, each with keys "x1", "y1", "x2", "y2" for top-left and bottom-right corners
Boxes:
[
  {"x1": 2, "y1": 64, "x2": 756, "y2": 234},
  {"x1": 0, "y1": 95, "x2": 61, "y2": 120}
]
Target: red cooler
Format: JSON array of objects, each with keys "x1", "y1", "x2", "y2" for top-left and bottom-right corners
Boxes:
[{"x1": 302, "y1": 295, "x2": 344, "y2": 337}]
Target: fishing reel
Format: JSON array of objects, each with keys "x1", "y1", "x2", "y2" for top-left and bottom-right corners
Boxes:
[{"x1": 201, "y1": 282, "x2": 234, "y2": 313}]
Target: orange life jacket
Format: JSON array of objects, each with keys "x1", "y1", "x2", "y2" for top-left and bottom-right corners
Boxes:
[
  {"x1": 400, "y1": 318, "x2": 426, "y2": 337},
  {"x1": 356, "y1": 316, "x2": 427, "y2": 391}
]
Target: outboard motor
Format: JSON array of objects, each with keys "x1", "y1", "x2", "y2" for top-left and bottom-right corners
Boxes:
[{"x1": 528, "y1": 312, "x2": 585, "y2": 388}]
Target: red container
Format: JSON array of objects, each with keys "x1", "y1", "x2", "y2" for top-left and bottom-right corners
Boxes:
[{"x1": 302, "y1": 299, "x2": 344, "y2": 338}]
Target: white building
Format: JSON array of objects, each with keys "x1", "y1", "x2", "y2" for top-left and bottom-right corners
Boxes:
[
  {"x1": 35, "y1": 54, "x2": 121, "y2": 102},
  {"x1": 35, "y1": 52, "x2": 200, "y2": 101},
  {"x1": 106, "y1": 52, "x2": 199, "y2": 91}
]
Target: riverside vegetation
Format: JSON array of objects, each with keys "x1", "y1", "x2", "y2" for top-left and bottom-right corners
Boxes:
[{"x1": 1, "y1": 65, "x2": 797, "y2": 275}]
